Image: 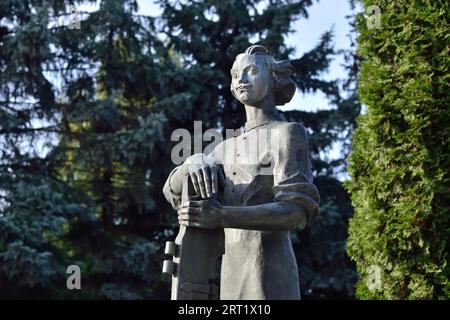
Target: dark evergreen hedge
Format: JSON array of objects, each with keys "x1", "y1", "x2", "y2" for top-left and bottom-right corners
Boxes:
[{"x1": 347, "y1": 0, "x2": 449, "y2": 299}]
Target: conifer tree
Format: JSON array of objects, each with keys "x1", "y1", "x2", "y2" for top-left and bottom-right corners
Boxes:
[{"x1": 347, "y1": 0, "x2": 449, "y2": 299}]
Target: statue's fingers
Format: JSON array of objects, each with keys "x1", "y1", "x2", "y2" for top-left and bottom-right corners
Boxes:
[
  {"x1": 210, "y1": 166, "x2": 218, "y2": 195},
  {"x1": 185, "y1": 200, "x2": 203, "y2": 207},
  {"x1": 178, "y1": 220, "x2": 188, "y2": 226},
  {"x1": 178, "y1": 213, "x2": 190, "y2": 221},
  {"x1": 217, "y1": 165, "x2": 226, "y2": 187},
  {"x1": 189, "y1": 173, "x2": 200, "y2": 196},
  {"x1": 195, "y1": 170, "x2": 207, "y2": 198},
  {"x1": 188, "y1": 207, "x2": 201, "y2": 215},
  {"x1": 179, "y1": 206, "x2": 200, "y2": 215},
  {"x1": 179, "y1": 219, "x2": 200, "y2": 227},
  {"x1": 202, "y1": 167, "x2": 212, "y2": 197},
  {"x1": 186, "y1": 221, "x2": 202, "y2": 228}
]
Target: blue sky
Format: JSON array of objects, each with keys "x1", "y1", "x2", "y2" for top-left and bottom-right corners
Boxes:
[
  {"x1": 45, "y1": 0, "x2": 357, "y2": 172},
  {"x1": 78, "y1": 0, "x2": 357, "y2": 111},
  {"x1": 282, "y1": 0, "x2": 354, "y2": 111},
  {"x1": 132, "y1": 0, "x2": 357, "y2": 176},
  {"x1": 134, "y1": 0, "x2": 356, "y2": 112}
]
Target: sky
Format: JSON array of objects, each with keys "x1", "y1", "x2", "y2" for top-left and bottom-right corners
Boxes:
[
  {"x1": 134, "y1": 0, "x2": 356, "y2": 113},
  {"x1": 29, "y1": 0, "x2": 358, "y2": 177},
  {"x1": 1, "y1": 1, "x2": 358, "y2": 211},
  {"x1": 78, "y1": 0, "x2": 357, "y2": 112},
  {"x1": 133, "y1": 0, "x2": 358, "y2": 180},
  {"x1": 282, "y1": 0, "x2": 354, "y2": 111}
]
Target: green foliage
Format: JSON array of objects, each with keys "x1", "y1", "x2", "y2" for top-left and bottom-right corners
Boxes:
[
  {"x1": 158, "y1": 0, "x2": 359, "y2": 299},
  {"x1": 293, "y1": 177, "x2": 358, "y2": 298},
  {"x1": 0, "y1": 0, "x2": 172, "y2": 299},
  {"x1": 347, "y1": 0, "x2": 450, "y2": 299},
  {"x1": 0, "y1": 171, "x2": 93, "y2": 298},
  {"x1": 1, "y1": 0, "x2": 359, "y2": 299}
]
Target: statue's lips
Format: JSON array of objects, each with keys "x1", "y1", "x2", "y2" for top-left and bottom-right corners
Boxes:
[{"x1": 237, "y1": 85, "x2": 252, "y2": 93}]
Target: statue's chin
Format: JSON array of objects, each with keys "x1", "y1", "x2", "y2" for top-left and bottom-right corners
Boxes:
[
  {"x1": 237, "y1": 92, "x2": 268, "y2": 107},
  {"x1": 238, "y1": 95, "x2": 257, "y2": 106},
  {"x1": 239, "y1": 99, "x2": 265, "y2": 108}
]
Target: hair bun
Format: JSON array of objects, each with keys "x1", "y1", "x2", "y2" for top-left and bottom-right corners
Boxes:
[{"x1": 245, "y1": 45, "x2": 269, "y2": 55}]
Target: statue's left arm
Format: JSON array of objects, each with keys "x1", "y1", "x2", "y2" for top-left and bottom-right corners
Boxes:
[{"x1": 177, "y1": 123, "x2": 320, "y2": 231}]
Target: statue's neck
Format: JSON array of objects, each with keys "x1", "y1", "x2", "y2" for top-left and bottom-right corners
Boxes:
[
  {"x1": 244, "y1": 105, "x2": 277, "y2": 123},
  {"x1": 244, "y1": 100, "x2": 285, "y2": 132},
  {"x1": 244, "y1": 94, "x2": 277, "y2": 123}
]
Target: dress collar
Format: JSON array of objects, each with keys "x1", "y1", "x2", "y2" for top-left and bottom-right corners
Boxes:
[{"x1": 244, "y1": 110, "x2": 286, "y2": 132}]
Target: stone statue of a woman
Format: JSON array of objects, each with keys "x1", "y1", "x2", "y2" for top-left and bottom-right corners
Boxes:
[{"x1": 163, "y1": 45, "x2": 320, "y2": 300}]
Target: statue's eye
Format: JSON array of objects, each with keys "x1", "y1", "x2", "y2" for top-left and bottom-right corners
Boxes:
[
  {"x1": 231, "y1": 71, "x2": 238, "y2": 78},
  {"x1": 249, "y1": 67, "x2": 258, "y2": 75}
]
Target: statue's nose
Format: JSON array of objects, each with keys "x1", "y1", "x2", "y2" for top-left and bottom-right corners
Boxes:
[{"x1": 238, "y1": 72, "x2": 249, "y2": 83}]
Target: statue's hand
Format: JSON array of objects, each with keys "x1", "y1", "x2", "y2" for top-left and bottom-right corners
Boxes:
[
  {"x1": 177, "y1": 199, "x2": 223, "y2": 229},
  {"x1": 184, "y1": 153, "x2": 224, "y2": 199}
]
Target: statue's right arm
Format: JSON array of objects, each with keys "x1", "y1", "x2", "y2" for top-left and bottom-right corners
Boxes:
[
  {"x1": 163, "y1": 153, "x2": 223, "y2": 211},
  {"x1": 163, "y1": 163, "x2": 188, "y2": 211}
]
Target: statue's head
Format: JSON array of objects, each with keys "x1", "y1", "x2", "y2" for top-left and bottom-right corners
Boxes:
[{"x1": 230, "y1": 45, "x2": 295, "y2": 107}]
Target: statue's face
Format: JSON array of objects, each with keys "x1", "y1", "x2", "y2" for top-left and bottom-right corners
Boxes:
[{"x1": 231, "y1": 54, "x2": 271, "y2": 106}]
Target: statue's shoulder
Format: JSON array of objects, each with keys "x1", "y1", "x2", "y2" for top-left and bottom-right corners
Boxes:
[
  {"x1": 207, "y1": 134, "x2": 233, "y2": 161},
  {"x1": 272, "y1": 121, "x2": 307, "y2": 140}
]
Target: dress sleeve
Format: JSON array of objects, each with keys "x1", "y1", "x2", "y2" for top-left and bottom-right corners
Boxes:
[
  {"x1": 272, "y1": 123, "x2": 320, "y2": 228},
  {"x1": 162, "y1": 166, "x2": 183, "y2": 211}
]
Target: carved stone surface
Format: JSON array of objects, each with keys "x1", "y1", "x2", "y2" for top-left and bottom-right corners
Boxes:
[
  {"x1": 162, "y1": 176, "x2": 224, "y2": 300},
  {"x1": 163, "y1": 45, "x2": 320, "y2": 300}
]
